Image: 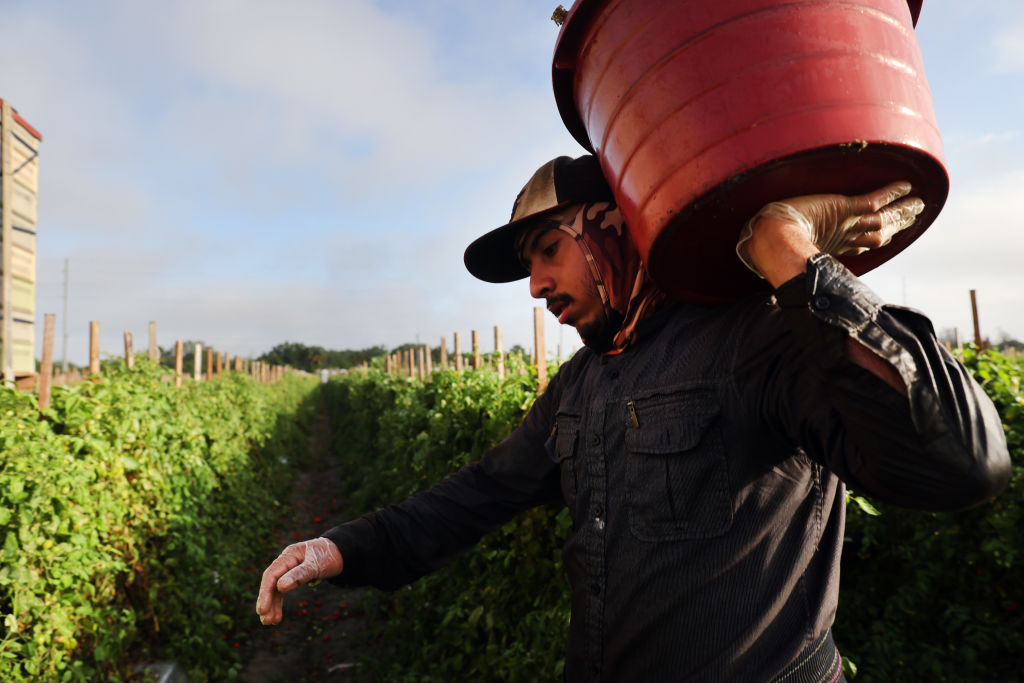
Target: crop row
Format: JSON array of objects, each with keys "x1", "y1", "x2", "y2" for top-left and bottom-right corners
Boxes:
[{"x1": 0, "y1": 361, "x2": 318, "y2": 682}]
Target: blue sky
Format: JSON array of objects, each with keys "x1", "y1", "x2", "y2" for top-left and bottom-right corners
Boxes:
[{"x1": 3, "y1": 0, "x2": 1022, "y2": 365}]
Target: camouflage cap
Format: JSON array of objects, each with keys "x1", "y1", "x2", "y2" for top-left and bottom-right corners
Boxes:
[{"x1": 463, "y1": 155, "x2": 614, "y2": 283}]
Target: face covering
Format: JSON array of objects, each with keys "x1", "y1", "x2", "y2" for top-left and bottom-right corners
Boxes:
[{"x1": 521, "y1": 202, "x2": 668, "y2": 354}]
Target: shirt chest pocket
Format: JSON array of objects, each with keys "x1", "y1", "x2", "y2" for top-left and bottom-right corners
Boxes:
[
  {"x1": 625, "y1": 400, "x2": 732, "y2": 542},
  {"x1": 545, "y1": 414, "x2": 581, "y2": 510}
]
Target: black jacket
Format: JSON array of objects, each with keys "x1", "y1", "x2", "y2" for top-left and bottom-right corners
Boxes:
[{"x1": 325, "y1": 254, "x2": 1009, "y2": 681}]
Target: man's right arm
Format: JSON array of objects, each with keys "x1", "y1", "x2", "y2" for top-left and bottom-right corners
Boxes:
[
  {"x1": 256, "y1": 357, "x2": 577, "y2": 625},
  {"x1": 322, "y1": 372, "x2": 567, "y2": 590}
]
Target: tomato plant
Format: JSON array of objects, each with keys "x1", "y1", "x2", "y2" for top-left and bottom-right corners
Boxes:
[
  {"x1": 0, "y1": 359, "x2": 317, "y2": 682},
  {"x1": 837, "y1": 346, "x2": 1024, "y2": 680},
  {"x1": 323, "y1": 356, "x2": 571, "y2": 682}
]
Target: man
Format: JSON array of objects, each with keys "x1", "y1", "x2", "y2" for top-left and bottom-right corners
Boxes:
[{"x1": 257, "y1": 155, "x2": 1009, "y2": 681}]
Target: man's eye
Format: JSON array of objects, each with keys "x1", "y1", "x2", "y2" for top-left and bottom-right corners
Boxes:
[{"x1": 543, "y1": 241, "x2": 558, "y2": 257}]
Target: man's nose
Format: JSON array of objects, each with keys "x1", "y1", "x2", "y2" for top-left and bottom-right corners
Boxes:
[{"x1": 529, "y1": 268, "x2": 554, "y2": 299}]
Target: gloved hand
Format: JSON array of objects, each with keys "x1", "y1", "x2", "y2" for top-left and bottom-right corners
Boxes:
[
  {"x1": 256, "y1": 537, "x2": 344, "y2": 625},
  {"x1": 736, "y1": 181, "x2": 925, "y2": 278}
]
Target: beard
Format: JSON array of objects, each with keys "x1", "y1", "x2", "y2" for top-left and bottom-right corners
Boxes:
[{"x1": 577, "y1": 306, "x2": 623, "y2": 354}]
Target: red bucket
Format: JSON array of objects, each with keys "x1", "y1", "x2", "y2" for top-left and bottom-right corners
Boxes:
[{"x1": 552, "y1": 0, "x2": 946, "y2": 302}]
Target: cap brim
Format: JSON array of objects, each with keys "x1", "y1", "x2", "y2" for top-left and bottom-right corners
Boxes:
[{"x1": 463, "y1": 201, "x2": 574, "y2": 283}]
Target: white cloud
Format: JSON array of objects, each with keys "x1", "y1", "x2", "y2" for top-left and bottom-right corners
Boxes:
[
  {"x1": 863, "y1": 166, "x2": 1024, "y2": 342},
  {"x1": 992, "y1": 23, "x2": 1024, "y2": 71}
]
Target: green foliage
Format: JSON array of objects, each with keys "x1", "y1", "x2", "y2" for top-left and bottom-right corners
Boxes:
[
  {"x1": 836, "y1": 347, "x2": 1024, "y2": 681},
  {"x1": 259, "y1": 341, "x2": 388, "y2": 372},
  {"x1": 157, "y1": 340, "x2": 216, "y2": 376},
  {"x1": 0, "y1": 361, "x2": 317, "y2": 682},
  {"x1": 323, "y1": 356, "x2": 571, "y2": 682}
]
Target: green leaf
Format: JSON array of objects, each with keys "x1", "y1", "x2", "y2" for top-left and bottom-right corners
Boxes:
[{"x1": 850, "y1": 494, "x2": 881, "y2": 516}]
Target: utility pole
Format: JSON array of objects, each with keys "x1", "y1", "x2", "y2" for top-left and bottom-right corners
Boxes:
[{"x1": 62, "y1": 258, "x2": 69, "y2": 375}]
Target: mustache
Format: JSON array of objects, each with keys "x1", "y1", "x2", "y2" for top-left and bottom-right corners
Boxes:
[{"x1": 546, "y1": 294, "x2": 573, "y2": 308}]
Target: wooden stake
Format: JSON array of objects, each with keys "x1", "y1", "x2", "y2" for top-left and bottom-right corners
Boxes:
[
  {"x1": 205, "y1": 347, "x2": 213, "y2": 381},
  {"x1": 494, "y1": 325, "x2": 505, "y2": 381},
  {"x1": 454, "y1": 332, "x2": 463, "y2": 372},
  {"x1": 124, "y1": 331, "x2": 134, "y2": 369},
  {"x1": 38, "y1": 314, "x2": 55, "y2": 410},
  {"x1": 386, "y1": 354, "x2": 392, "y2": 374},
  {"x1": 417, "y1": 346, "x2": 425, "y2": 381},
  {"x1": 175, "y1": 341, "x2": 183, "y2": 388},
  {"x1": 216, "y1": 352, "x2": 223, "y2": 378},
  {"x1": 148, "y1": 322, "x2": 158, "y2": 361},
  {"x1": 424, "y1": 343, "x2": 432, "y2": 375},
  {"x1": 194, "y1": 343, "x2": 202, "y2": 381},
  {"x1": 440, "y1": 336, "x2": 448, "y2": 369},
  {"x1": 89, "y1": 321, "x2": 101, "y2": 375},
  {"x1": 534, "y1": 307, "x2": 547, "y2": 393},
  {"x1": 970, "y1": 289, "x2": 983, "y2": 350},
  {"x1": 472, "y1": 330, "x2": 481, "y2": 370}
]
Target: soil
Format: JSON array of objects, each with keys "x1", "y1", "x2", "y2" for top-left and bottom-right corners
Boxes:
[{"x1": 239, "y1": 397, "x2": 375, "y2": 683}]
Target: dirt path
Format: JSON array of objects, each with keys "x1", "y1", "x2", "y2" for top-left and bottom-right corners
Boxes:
[{"x1": 240, "y1": 393, "x2": 374, "y2": 682}]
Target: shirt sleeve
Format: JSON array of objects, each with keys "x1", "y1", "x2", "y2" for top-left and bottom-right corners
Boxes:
[
  {"x1": 747, "y1": 253, "x2": 1010, "y2": 511},
  {"x1": 321, "y1": 365, "x2": 569, "y2": 591}
]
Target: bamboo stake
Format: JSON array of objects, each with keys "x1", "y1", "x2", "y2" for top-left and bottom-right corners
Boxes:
[
  {"x1": 423, "y1": 343, "x2": 432, "y2": 375},
  {"x1": 534, "y1": 307, "x2": 547, "y2": 393},
  {"x1": 440, "y1": 336, "x2": 448, "y2": 369},
  {"x1": 124, "y1": 331, "x2": 134, "y2": 369},
  {"x1": 89, "y1": 322, "x2": 101, "y2": 375},
  {"x1": 38, "y1": 314, "x2": 55, "y2": 410},
  {"x1": 472, "y1": 330, "x2": 481, "y2": 370},
  {"x1": 970, "y1": 289, "x2": 983, "y2": 350},
  {"x1": 175, "y1": 341, "x2": 183, "y2": 388},
  {"x1": 194, "y1": 343, "x2": 202, "y2": 381},
  {"x1": 494, "y1": 325, "x2": 505, "y2": 381},
  {"x1": 417, "y1": 346, "x2": 425, "y2": 381},
  {"x1": 454, "y1": 332, "x2": 463, "y2": 372},
  {"x1": 148, "y1": 322, "x2": 158, "y2": 361}
]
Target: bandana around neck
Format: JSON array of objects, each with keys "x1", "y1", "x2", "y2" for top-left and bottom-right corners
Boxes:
[{"x1": 522, "y1": 202, "x2": 668, "y2": 354}]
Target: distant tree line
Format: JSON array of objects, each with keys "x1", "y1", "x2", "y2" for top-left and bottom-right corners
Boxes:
[
  {"x1": 257, "y1": 342, "x2": 389, "y2": 372},
  {"x1": 144, "y1": 340, "x2": 536, "y2": 376}
]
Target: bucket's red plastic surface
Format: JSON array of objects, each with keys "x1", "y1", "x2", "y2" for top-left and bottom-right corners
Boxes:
[{"x1": 553, "y1": 0, "x2": 946, "y2": 302}]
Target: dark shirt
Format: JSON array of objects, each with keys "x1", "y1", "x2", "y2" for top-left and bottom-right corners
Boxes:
[{"x1": 325, "y1": 254, "x2": 1009, "y2": 681}]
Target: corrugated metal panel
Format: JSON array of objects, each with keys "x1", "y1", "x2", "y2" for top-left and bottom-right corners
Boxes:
[
  {"x1": 10, "y1": 118, "x2": 40, "y2": 149},
  {"x1": 9, "y1": 243, "x2": 35, "y2": 281},
  {"x1": 11, "y1": 276, "x2": 34, "y2": 314},
  {"x1": 10, "y1": 227, "x2": 36, "y2": 251},
  {"x1": 12, "y1": 318, "x2": 33, "y2": 343},
  {"x1": 11, "y1": 144, "x2": 38, "y2": 192},
  {"x1": 8, "y1": 181, "x2": 36, "y2": 225},
  {"x1": 12, "y1": 339, "x2": 34, "y2": 375}
]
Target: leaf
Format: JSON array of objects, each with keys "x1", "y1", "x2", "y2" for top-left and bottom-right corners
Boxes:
[{"x1": 850, "y1": 494, "x2": 881, "y2": 516}]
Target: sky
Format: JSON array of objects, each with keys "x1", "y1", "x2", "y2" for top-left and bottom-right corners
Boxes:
[{"x1": 2, "y1": 0, "x2": 1022, "y2": 365}]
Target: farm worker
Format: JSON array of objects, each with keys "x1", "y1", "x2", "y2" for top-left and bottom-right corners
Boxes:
[{"x1": 257, "y1": 155, "x2": 1010, "y2": 682}]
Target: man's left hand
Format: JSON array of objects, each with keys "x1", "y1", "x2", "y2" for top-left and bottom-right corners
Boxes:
[{"x1": 737, "y1": 182, "x2": 925, "y2": 287}]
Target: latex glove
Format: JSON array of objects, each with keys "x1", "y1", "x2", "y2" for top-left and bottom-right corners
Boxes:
[
  {"x1": 256, "y1": 537, "x2": 343, "y2": 626},
  {"x1": 736, "y1": 181, "x2": 925, "y2": 278}
]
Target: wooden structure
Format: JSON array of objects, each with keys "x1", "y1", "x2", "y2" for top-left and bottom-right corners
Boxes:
[{"x1": 0, "y1": 99, "x2": 42, "y2": 383}]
